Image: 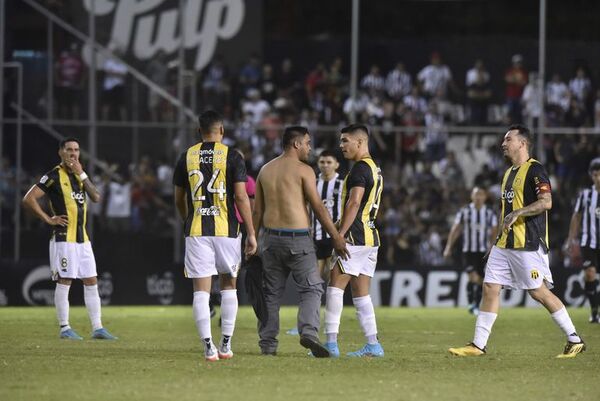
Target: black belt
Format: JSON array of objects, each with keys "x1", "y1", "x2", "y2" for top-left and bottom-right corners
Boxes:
[{"x1": 265, "y1": 228, "x2": 310, "y2": 237}]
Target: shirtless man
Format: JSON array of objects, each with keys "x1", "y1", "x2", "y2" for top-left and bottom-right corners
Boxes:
[{"x1": 253, "y1": 126, "x2": 348, "y2": 357}]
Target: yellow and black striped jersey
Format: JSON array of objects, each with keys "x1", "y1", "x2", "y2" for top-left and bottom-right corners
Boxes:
[
  {"x1": 173, "y1": 141, "x2": 247, "y2": 238},
  {"x1": 341, "y1": 157, "x2": 383, "y2": 246},
  {"x1": 36, "y1": 164, "x2": 89, "y2": 243},
  {"x1": 496, "y1": 158, "x2": 551, "y2": 251}
]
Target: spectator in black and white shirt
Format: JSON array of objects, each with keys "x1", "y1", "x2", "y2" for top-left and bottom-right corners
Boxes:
[
  {"x1": 361, "y1": 65, "x2": 385, "y2": 97},
  {"x1": 385, "y1": 62, "x2": 412, "y2": 101}
]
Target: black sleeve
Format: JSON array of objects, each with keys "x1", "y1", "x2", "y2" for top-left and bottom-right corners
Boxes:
[
  {"x1": 528, "y1": 162, "x2": 551, "y2": 195},
  {"x1": 345, "y1": 161, "x2": 372, "y2": 189},
  {"x1": 36, "y1": 169, "x2": 58, "y2": 193},
  {"x1": 228, "y1": 150, "x2": 247, "y2": 183},
  {"x1": 172, "y1": 152, "x2": 187, "y2": 187}
]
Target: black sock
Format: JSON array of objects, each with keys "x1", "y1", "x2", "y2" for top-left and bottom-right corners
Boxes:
[
  {"x1": 585, "y1": 280, "x2": 599, "y2": 317},
  {"x1": 467, "y1": 282, "x2": 475, "y2": 304},
  {"x1": 222, "y1": 335, "x2": 231, "y2": 346},
  {"x1": 473, "y1": 283, "x2": 482, "y2": 306}
]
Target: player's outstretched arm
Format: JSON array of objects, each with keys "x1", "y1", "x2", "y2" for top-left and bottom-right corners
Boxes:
[
  {"x1": 22, "y1": 185, "x2": 68, "y2": 227},
  {"x1": 564, "y1": 211, "x2": 582, "y2": 254},
  {"x1": 443, "y1": 222, "x2": 462, "y2": 259},
  {"x1": 302, "y1": 165, "x2": 349, "y2": 259}
]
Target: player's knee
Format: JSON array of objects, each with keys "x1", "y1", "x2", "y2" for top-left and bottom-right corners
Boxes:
[{"x1": 482, "y1": 282, "x2": 500, "y2": 297}]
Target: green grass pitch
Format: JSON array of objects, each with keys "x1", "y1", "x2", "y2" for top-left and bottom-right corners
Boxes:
[{"x1": 1, "y1": 306, "x2": 599, "y2": 401}]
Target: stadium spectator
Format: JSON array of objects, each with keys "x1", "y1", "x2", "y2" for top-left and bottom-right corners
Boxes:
[
  {"x1": 568, "y1": 67, "x2": 592, "y2": 106},
  {"x1": 241, "y1": 88, "x2": 271, "y2": 125},
  {"x1": 254, "y1": 126, "x2": 347, "y2": 357},
  {"x1": 202, "y1": 54, "x2": 230, "y2": 111},
  {"x1": 101, "y1": 43, "x2": 128, "y2": 121},
  {"x1": 145, "y1": 50, "x2": 169, "y2": 122},
  {"x1": 504, "y1": 54, "x2": 528, "y2": 123},
  {"x1": 521, "y1": 72, "x2": 542, "y2": 127},
  {"x1": 238, "y1": 54, "x2": 261, "y2": 92},
  {"x1": 417, "y1": 52, "x2": 454, "y2": 99},
  {"x1": 360, "y1": 65, "x2": 385, "y2": 97},
  {"x1": 545, "y1": 73, "x2": 570, "y2": 126},
  {"x1": 466, "y1": 60, "x2": 492, "y2": 126},
  {"x1": 385, "y1": 62, "x2": 412, "y2": 102},
  {"x1": 54, "y1": 43, "x2": 85, "y2": 119}
]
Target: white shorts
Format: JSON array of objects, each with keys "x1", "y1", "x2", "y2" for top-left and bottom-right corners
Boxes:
[
  {"x1": 49, "y1": 240, "x2": 97, "y2": 281},
  {"x1": 484, "y1": 245, "x2": 553, "y2": 290},
  {"x1": 332, "y1": 245, "x2": 378, "y2": 277},
  {"x1": 184, "y1": 236, "x2": 241, "y2": 278}
]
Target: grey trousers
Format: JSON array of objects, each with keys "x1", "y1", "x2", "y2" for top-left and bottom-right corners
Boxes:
[{"x1": 258, "y1": 233, "x2": 324, "y2": 353}]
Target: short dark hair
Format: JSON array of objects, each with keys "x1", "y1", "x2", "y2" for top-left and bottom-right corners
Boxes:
[
  {"x1": 589, "y1": 157, "x2": 600, "y2": 174},
  {"x1": 508, "y1": 124, "x2": 532, "y2": 143},
  {"x1": 318, "y1": 150, "x2": 338, "y2": 161},
  {"x1": 59, "y1": 137, "x2": 80, "y2": 149},
  {"x1": 341, "y1": 123, "x2": 369, "y2": 137},
  {"x1": 282, "y1": 126, "x2": 309, "y2": 149},
  {"x1": 198, "y1": 110, "x2": 223, "y2": 133}
]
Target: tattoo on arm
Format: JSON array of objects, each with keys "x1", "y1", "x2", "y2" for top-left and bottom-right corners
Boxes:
[{"x1": 82, "y1": 178, "x2": 101, "y2": 202}]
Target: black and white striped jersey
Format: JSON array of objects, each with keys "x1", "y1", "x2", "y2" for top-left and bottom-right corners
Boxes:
[
  {"x1": 574, "y1": 186, "x2": 600, "y2": 249},
  {"x1": 313, "y1": 173, "x2": 343, "y2": 241},
  {"x1": 453, "y1": 203, "x2": 498, "y2": 253}
]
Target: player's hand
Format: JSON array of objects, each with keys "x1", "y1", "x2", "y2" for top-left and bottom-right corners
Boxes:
[
  {"x1": 443, "y1": 247, "x2": 451, "y2": 259},
  {"x1": 502, "y1": 211, "x2": 519, "y2": 233},
  {"x1": 332, "y1": 234, "x2": 350, "y2": 261},
  {"x1": 562, "y1": 239, "x2": 574, "y2": 255},
  {"x1": 48, "y1": 215, "x2": 68, "y2": 227},
  {"x1": 67, "y1": 158, "x2": 83, "y2": 175},
  {"x1": 244, "y1": 235, "x2": 258, "y2": 259}
]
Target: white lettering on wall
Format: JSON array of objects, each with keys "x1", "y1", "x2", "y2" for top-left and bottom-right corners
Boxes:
[{"x1": 82, "y1": 0, "x2": 246, "y2": 70}]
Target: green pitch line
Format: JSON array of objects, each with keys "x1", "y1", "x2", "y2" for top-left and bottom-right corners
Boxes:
[{"x1": 0, "y1": 307, "x2": 598, "y2": 401}]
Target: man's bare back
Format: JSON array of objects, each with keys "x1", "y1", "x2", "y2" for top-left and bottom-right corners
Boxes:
[{"x1": 257, "y1": 155, "x2": 312, "y2": 229}]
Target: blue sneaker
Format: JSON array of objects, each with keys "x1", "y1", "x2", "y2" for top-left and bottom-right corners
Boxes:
[
  {"x1": 60, "y1": 328, "x2": 83, "y2": 340},
  {"x1": 286, "y1": 327, "x2": 299, "y2": 336},
  {"x1": 324, "y1": 342, "x2": 340, "y2": 358},
  {"x1": 91, "y1": 328, "x2": 118, "y2": 340},
  {"x1": 347, "y1": 343, "x2": 384, "y2": 357}
]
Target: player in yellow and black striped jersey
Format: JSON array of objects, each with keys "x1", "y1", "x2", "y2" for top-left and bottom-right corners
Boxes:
[
  {"x1": 340, "y1": 156, "x2": 383, "y2": 247},
  {"x1": 22, "y1": 137, "x2": 116, "y2": 340},
  {"x1": 496, "y1": 158, "x2": 550, "y2": 251},
  {"x1": 324, "y1": 124, "x2": 384, "y2": 358},
  {"x1": 172, "y1": 110, "x2": 256, "y2": 361},
  {"x1": 449, "y1": 125, "x2": 584, "y2": 359}
]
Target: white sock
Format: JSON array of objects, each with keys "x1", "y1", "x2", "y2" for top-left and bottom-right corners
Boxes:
[
  {"x1": 220, "y1": 289, "x2": 238, "y2": 338},
  {"x1": 353, "y1": 295, "x2": 378, "y2": 343},
  {"x1": 325, "y1": 287, "x2": 344, "y2": 343},
  {"x1": 193, "y1": 291, "x2": 212, "y2": 340},
  {"x1": 551, "y1": 307, "x2": 581, "y2": 342},
  {"x1": 84, "y1": 284, "x2": 103, "y2": 331},
  {"x1": 472, "y1": 311, "x2": 497, "y2": 349},
  {"x1": 54, "y1": 283, "x2": 70, "y2": 331}
]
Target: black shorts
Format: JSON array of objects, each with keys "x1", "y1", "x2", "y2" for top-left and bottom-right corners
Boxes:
[
  {"x1": 581, "y1": 247, "x2": 600, "y2": 269},
  {"x1": 463, "y1": 252, "x2": 486, "y2": 276},
  {"x1": 315, "y1": 238, "x2": 333, "y2": 260}
]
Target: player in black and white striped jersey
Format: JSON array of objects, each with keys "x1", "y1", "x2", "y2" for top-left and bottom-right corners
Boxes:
[
  {"x1": 444, "y1": 187, "x2": 498, "y2": 315},
  {"x1": 313, "y1": 150, "x2": 344, "y2": 281},
  {"x1": 565, "y1": 157, "x2": 600, "y2": 323}
]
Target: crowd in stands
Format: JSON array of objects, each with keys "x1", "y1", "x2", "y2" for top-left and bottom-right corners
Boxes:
[{"x1": 5, "y1": 50, "x2": 600, "y2": 268}]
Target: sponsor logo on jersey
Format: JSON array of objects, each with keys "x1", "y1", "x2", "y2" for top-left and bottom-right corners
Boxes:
[
  {"x1": 40, "y1": 175, "x2": 49, "y2": 184},
  {"x1": 502, "y1": 189, "x2": 515, "y2": 204},
  {"x1": 196, "y1": 206, "x2": 221, "y2": 216},
  {"x1": 71, "y1": 191, "x2": 85, "y2": 204}
]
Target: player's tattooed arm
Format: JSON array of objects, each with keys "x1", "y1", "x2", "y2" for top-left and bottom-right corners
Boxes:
[
  {"x1": 502, "y1": 192, "x2": 551, "y2": 232},
  {"x1": 81, "y1": 176, "x2": 101, "y2": 203}
]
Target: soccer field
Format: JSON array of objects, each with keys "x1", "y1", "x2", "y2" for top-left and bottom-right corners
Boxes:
[{"x1": 1, "y1": 306, "x2": 598, "y2": 401}]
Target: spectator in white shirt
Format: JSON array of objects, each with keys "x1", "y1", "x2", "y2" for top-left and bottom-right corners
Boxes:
[
  {"x1": 568, "y1": 67, "x2": 591, "y2": 105},
  {"x1": 546, "y1": 73, "x2": 570, "y2": 125},
  {"x1": 241, "y1": 88, "x2": 271, "y2": 125},
  {"x1": 101, "y1": 43, "x2": 128, "y2": 121},
  {"x1": 418, "y1": 52, "x2": 454, "y2": 98}
]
